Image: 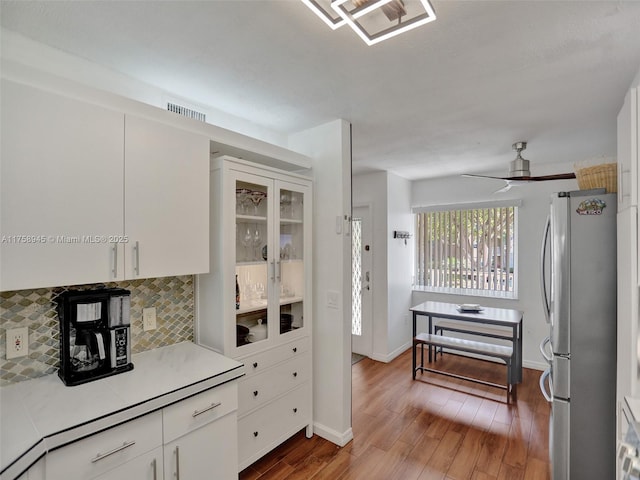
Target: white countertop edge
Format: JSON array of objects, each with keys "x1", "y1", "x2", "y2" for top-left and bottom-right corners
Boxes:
[
  {"x1": 43, "y1": 367, "x2": 244, "y2": 454},
  {"x1": 0, "y1": 343, "x2": 244, "y2": 479},
  {"x1": 0, "y1": 440, "x2": 45, "y2": 480}
]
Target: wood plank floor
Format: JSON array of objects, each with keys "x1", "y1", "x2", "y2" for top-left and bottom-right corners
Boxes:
[{"x1": 239, "y1": 349, "x2": 551, "y2": 480}]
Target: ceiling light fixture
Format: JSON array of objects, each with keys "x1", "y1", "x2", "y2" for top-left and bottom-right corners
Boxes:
[{"x1": 301, "y1": 0, "x2": 436, "y2": 46}]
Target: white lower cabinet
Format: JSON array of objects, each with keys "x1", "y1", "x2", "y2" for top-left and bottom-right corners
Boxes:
[
  {"x1": 162, "y1": 382, "x2": 238, "y2": 480},
  {"x1": 236, "y1": 338, "x2": 312, "y2": 471},
  {"x1": 163, "y1": 413, "x2": 237, "y2": 480},
  {"x1": 238, "y1": 383, "x2": 311, "y2": 469},
  {"x1": 93, "y1": 447, "x2": 163, "y2": 480},
  {"x1": 39, "y1": 382, "x2": 239, "y2": 480},
  {"x1": 45, "y1": 411, "x2": 163, "y2": 480}
]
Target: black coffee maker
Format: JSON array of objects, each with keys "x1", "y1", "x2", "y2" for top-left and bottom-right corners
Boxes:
[{"x1": 57, "y1": 288, "x2": 134, "y2": 386}]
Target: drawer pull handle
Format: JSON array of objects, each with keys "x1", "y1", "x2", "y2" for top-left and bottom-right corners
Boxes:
[
  {"x1": 253, "y1": 362, "x2": 258, "y2": 368},
  {"x1": 293, "y1": 347, "x2": 297, "y2": 353},
  {"x1": 192, "y1": 402, "x2": 222, "y2": 417},
  {"x1": 151, "y1": 458, "x2": 157, "y2": 480},
  {"x1": 253, "y1": 390, "x2": 259, "y2": 397},
  {"x1": 293, "y1": 408, "x2": 298, "y2": 413},
  {"x1": 254, "y1": 431, "x2": 259, "y2": 437},
  {"x1": 175, "y1": 446, "x2": 181, "y2": 480},
  {"x1": 293, "y1": 372, "x2": 298, "y2": 377},
  {"x1": 91, "y1": 440, "x2": 136, "y2": 463}
]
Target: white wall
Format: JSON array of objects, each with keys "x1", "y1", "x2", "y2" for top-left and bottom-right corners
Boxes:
[
  {"x1": 0, "y1": 28, "x2": 288, "y2": 147},
  {"x1": 411, "y1": 167, "x2": 579, "y2": 370},
  {"x1": 386, "y1": 173, "x2": 414, "y2": 359},
  {"x1": 289, "y1": 120, "x2": 353, "y2": 446},
  {"x1": 353, "y1": 171, "x2": 413, "y2": 362}
]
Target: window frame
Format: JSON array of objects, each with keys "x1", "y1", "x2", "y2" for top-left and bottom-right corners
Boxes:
[{"x1": 412, "y1": 200, "x2": 520, "y2": 300}]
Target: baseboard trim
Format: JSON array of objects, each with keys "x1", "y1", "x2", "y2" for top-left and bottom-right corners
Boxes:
[
  {"x1": 313, "y1": 422, "x2": 353, "y2": 447},
  {"x1": 523, "y1": 359, "x2": 547, "y2": 371},
  {"x1": 370, "y1": 341, "x2": 412, "y2": 363}
]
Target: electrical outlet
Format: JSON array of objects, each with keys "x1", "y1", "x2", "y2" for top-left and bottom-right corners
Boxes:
[
  {"x1": 6, "y1": 327, "x2": 29, "y2": 359},
  {"x1": 143, "y1": 307, "x2": 157, "y2": 331}
]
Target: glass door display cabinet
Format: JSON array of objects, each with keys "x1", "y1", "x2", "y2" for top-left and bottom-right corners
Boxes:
[{"x1": 197, "y1": 156, "x2": 311, "y2": 357}]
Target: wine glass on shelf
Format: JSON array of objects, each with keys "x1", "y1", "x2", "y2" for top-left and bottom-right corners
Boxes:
[
  {"x1": 252, "y1": 225, "x2": 262, "y2": 261},
  {"x1": 250, "y1": 191, "x2": 266, "y2": 216},
  {"x1": 241, "y1": 226, "x2": 253, "y2": 261},
  {"x1": 290, "y1": 192, "x2": 300, "y2": 220},
  {"x1": 236, "y1": 188, "x2": 252, "y2": 214},
  {"x1": 280, "y1": 191, "x2": 291, "y2": 218}
]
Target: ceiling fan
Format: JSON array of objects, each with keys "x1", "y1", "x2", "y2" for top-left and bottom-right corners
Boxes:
[{"x1": 462, "y1": 142, "x2": 576, "y2": 193}]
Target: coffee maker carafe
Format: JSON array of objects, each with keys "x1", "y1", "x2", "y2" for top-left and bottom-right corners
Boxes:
[{"x1": 57, "y1": 288, "x2": 134, "y2": 386}]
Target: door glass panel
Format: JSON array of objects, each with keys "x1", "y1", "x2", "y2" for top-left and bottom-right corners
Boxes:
[
  {"x1": 235, "y1": 180, "x2": 269, "y2": 347},
  {"x1": 279, "y1": 188, "x2": 304, "y2": 334}
]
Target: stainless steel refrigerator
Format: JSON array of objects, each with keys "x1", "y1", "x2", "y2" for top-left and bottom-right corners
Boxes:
[{"x1": 539, "y1": 189, "x2": 617, "y2": 480}]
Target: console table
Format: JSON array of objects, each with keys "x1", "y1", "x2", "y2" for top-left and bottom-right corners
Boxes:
[{"x1": 410, "y1": 301, "x2": 523, "y2": 400}]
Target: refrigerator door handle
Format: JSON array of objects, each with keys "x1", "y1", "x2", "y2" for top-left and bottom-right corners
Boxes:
[
  {"x1": 539, "y1": 336, "x2": 552, "y2": 364},
  {"x1": 540, "y1": 214, "x2": 551, "y2": 324},
  {"x1": 539, "y1": 368, "x2": 553, "y2": 402}
]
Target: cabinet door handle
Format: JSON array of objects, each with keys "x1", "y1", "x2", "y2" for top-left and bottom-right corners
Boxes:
[
  {"x1": 293, "y1": 372, "x2": 298, "y2": 377},
  {"x1": 253, "y1": 431, "x2": 259, "y2": 437},
  {"x1": 270, "y1": 260, "x2": 275, "y2": 281},
  {"x1": 293, "y1": 408, "x2": 298, "y2": 413},
  {"x1": 175, "y1": 446, "x2": 181, "y2": 480},
  {"x1": 276, "y1": 260, "x2": 281, "y2": 282},
  {"x1": 91, "y1": 440, "x2": 136, "y2": 463},
  {"x1": 192, "y1": 402, "x2": 221, "y2": 417},
  {"x1": 253, "y1": 390, "x2": 259, "y2": 397},
  {"x1": 112, "y1": 243, "x2": 118, "y2": 278},
  {"x1": 133, "y1": 241, "x2": 140, "y2": 276},
  {"x1": 151, "y1": 458, "x2": 157, "y2": 480},
  {"x1": 292, "y1": 347, "x2": 297, "y2": 353},
  {"x1": 253, "y1": 362, "x2": 258, "y2": 369}
]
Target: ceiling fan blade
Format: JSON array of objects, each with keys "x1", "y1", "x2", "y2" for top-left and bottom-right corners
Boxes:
[
  {"x1": 461, "y1": 173, "x2": 509, "y2": 181},
  {"x1": 463, "y1": 172, "x2": 576, "y2": 182},
  {"x1": 526, "y1": 173, "x2": 576, "y2": 181},
  {"x1": 493, "y1": 183, "x2": 513, "y2": 194}
]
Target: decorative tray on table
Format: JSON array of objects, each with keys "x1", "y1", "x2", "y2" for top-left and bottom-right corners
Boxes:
[{"x1": 457, "y1": 304, "x2": 483, "y2": 312}]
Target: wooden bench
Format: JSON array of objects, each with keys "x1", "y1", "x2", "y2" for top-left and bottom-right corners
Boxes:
[
  {"x1": 413, "y1": 333, "x2": 515, "y2": 402},
  {"x1": 433, "y1": 320, "x2": 513, "y2": 359}
]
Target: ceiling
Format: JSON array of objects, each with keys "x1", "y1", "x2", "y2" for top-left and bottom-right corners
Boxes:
[{"x1": 2, "y1": 0, "x2": 640, "y2": 180}]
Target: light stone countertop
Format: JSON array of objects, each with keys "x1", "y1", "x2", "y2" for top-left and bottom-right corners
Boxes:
[{"x1": 0, "y1": 341, "x2": 244, "y2": 479}]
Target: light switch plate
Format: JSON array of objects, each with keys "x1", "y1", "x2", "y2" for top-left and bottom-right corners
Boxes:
[
  {"x1": 327, "y1": 290, "x2": 340, "y2": 309},
  {"x1": 6, "y1": 327, "x2": 29, "y2": 359},
  {"x1": 143, "y1": 307, "x2": 157, "y2": 331}
]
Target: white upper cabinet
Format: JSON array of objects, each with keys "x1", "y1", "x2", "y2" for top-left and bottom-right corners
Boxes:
[
  {"x1": 0, "y1": 80, "x2": 210, "y2": 291},
  {"x1": 1, "y1": 79, "x2": 125, "y2": 291},
  {"x1": 123, "y1": 115, "x2": 209, "y2": 279},
  {"x1": 617, "y1": 87, "x2": 638, "y2": 212},
  {"x1": 197, "y1": 157, "x2": 312, "y2": 357}
]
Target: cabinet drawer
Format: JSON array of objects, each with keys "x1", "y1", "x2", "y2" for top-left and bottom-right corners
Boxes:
[
  {"x1": 239, "y1": 337, "x2": 309, "y2": 378},
  {"x1": 45, "y1": 411, "x2": 162, "y2": 480},
  {"x1": 238, "y1": 352, "x2": 310, "y2": 415},
  {"x1": 163, "y1": 381, "x2": 237, "y2": 443},
  {"x1": 238, "y1": 383, "x2": 311, "y2": 469}
]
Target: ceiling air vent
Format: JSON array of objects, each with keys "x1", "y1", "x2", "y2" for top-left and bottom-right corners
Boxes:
[{"x1": 167, "y1": 102, "x2": 206, "y2": 122}]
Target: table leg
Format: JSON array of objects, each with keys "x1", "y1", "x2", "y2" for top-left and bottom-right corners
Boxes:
[
  {"x1": 428, "y1": 315, "x2": 433, "y2": 363},
  {"x1": 412, "y1": 311, "x2": 417, "y2": 380}
]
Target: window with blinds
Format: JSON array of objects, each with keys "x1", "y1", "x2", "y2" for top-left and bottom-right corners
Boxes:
[{"x1": 414, "y1": 204, "x2": 518, "y2": 298}]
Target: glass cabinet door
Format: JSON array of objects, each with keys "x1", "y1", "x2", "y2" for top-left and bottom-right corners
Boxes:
[
  {"x1": 234, "y1": 177, "x2": 272, "y2": 349},
  {"x1": 277, "y1": 183, "x2": 307, "y2": 337}
]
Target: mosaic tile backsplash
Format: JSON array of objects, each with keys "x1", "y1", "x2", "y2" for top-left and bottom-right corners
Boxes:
[{"x1": 0, "y1": 276, "x2": 194, "y2": 386}]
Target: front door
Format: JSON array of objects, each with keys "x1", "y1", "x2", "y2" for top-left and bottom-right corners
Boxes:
[{"x1": 352, "y1": 205, "x2": 372, "y2": 357}]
